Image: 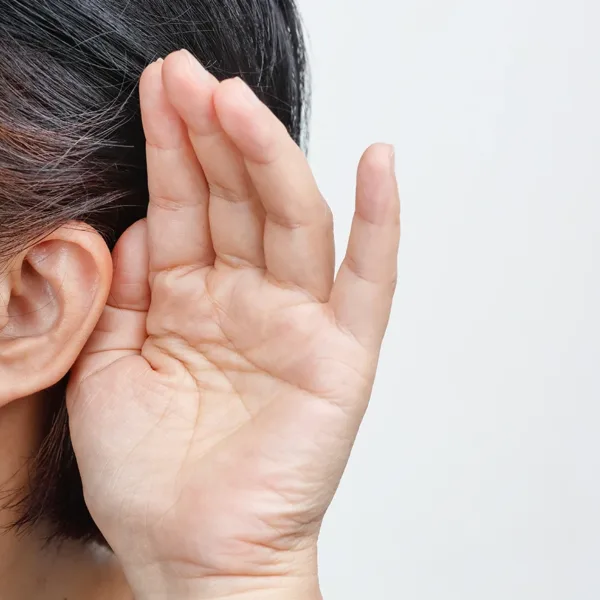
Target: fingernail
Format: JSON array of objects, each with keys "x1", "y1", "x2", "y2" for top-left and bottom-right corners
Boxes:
[
  {"x1": 180, "y1": 48, "x2": 213, "y2": 82},
  {"x1": 234, "y1": 77, "x2": 262, "y2": 107},
  {"x1": 155, "y1": 57, "x2": 164, "y2": 65}
]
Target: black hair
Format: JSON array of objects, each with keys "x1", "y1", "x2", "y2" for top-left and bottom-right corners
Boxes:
[{"x1": 0, "y1": 0, "x2": 309, "y2": 543}]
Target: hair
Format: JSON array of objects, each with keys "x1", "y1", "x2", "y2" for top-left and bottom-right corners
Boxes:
[{"x1": 0, "y1": 0, "x2": 309, "y2": 543}]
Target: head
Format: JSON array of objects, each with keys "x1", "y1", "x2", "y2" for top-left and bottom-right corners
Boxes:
[{"x1": 0, "y1": 0, "x2": 308, "y2": 543}]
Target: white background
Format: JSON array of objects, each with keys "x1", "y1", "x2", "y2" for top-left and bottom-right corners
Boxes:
[{"x1": 297, "y1": 1, "x2": 600, "y2": 598}]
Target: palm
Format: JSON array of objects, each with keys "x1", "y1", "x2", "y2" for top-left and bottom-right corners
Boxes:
[{"x1": 68, "y1": 51, "x2": 399, "y2": 582}]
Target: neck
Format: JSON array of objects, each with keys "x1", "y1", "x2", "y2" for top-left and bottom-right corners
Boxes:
[{"x1": 0, "y1": 395, "x2": 132, "y2": 599}]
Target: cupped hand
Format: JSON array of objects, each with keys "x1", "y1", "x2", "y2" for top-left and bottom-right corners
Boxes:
[{"x1": 68, "y1": 50, "x2": 400, "y2": 600}]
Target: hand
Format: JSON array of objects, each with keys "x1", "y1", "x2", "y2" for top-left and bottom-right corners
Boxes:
[{"x1": 68, "y1": 50, "x2": 400, "y2": 600}]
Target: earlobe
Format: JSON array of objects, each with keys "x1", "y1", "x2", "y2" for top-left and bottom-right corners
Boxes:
[{"x1": 0, "y1": 224, "x2": 113, "y2": 405}]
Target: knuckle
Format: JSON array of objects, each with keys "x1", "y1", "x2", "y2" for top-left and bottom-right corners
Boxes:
[
  {"x1": 344, "y1": 254, "x2": 371, "y2": 283},
  {"x1": 208, "y1": 182, "x2": 245, "y2": 204},
  {"x1": 149, "y1": 193, "x2": 186, "y2": 212}
]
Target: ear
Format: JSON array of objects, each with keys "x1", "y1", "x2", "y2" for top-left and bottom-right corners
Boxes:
[{"x1": 0, "y1": 224, "x2": 113, "y2": 406}]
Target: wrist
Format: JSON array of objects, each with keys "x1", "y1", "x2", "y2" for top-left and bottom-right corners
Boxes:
[
  {"x1": 126, "y1": 545, "x2": 322, "y2": 600},
  {"x1": 131, "y1": 575, "x2": 322, "y2": 600}
]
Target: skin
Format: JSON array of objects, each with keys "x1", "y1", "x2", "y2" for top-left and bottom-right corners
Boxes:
[
  {"x1": 0, "y1": 49, "x2": 399, "y2": 599},
  {"x1": 0, "y1": 397, "x2": 131, "y2": 599}
]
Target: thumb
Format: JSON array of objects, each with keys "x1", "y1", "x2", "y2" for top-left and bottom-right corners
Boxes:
[
  {"x1": 71, "y1": 219, "x2": 150, "y2": 378},
  {"x1": 107, "y1": 219, "x2": 151, "y2": 313}
]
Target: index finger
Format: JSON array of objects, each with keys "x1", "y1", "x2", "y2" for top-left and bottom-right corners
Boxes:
[{"x1": 140, "y1": 59, "x2": 215, "y2": 275}]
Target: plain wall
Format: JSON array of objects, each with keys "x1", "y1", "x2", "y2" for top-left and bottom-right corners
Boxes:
[{"x1": 296, "y1": 1, "x2": 600, "y2": 598}]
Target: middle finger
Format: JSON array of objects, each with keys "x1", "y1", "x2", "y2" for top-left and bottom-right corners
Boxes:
[{"x1": 162, "y1": 50, "x2": 266, "y2": 270}]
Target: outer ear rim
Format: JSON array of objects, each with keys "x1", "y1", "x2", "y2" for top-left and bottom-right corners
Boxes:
[{"x1": 0, "y1": 223, "x2": 113, "y2": 406}]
